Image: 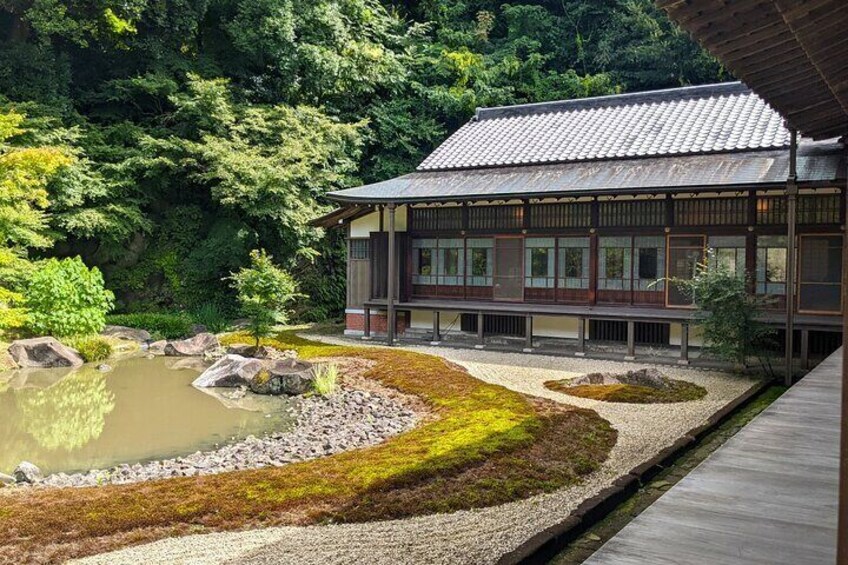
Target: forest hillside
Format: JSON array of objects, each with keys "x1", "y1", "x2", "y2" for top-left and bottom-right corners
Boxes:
[{"x1": 0, "y1": 0, "x2": 724, "y2": 322}]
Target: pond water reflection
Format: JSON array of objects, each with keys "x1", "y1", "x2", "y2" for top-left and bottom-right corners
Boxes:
[{"x1": 0, "y1": 356, "x2": 294, "y2": 475}]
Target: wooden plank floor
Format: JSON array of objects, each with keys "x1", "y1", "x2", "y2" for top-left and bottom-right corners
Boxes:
[{"x1": 583, "y1": 349, "x2": 842, "y2": 565}]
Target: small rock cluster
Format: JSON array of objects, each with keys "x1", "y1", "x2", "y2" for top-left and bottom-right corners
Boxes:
[
  {"x1": 570, "y1": 367, "x2": 669, "y2": 388},
  {"x1": 10, "y1": 388, "x2": 420, "y2": 489}
]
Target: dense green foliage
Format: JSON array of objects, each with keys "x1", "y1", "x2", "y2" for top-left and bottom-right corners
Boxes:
[
  {"x1": 230, "y1": 249, "x2": 299, "y2": 346},
  {"x1": 0, "y1": 1, "x2": 724, "y2": 319},
  {"x1": 106, "y1": 312, "x2": 192, "y2": 340},
  {"x1": 63, "y1": 334, "x2": 114, "y2": 362},
  {"x1": 0, "y1": 109, "x2": 72, "y2": 329},
  {"x1": 25, "y1": 256, "x2": 114, "y2": 337},
  {"x1": 678, "y1": 254, "x2": 775, "y2": 370}
]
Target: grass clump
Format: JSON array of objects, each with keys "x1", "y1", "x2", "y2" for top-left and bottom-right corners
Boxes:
[
  {"x1": 545, "y1": 378, "x2": 707, "y2": 404},
  {"x1": 0, "y1": 331, "x2": 616, "y2": 563},
  {"x1": 107, "y1": 313, "x2": 193, "y2": 340},
  {"x1": 62, "y1": 335, "x2": 113, "y2": 362},
  {"x1": 312, "y1": 363, "x2": 339, "y2": 396}
]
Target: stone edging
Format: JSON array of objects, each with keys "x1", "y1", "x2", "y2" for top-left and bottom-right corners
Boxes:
[{"x1": 496, "y1": 380, "x2": 769, "y2": 565}]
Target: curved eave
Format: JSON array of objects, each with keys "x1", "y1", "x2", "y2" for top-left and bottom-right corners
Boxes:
[{"x1": 327, "y1": 147, "x2": 846, "y2": 205}]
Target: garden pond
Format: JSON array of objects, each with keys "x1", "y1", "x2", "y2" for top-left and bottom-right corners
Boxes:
[{"x1": 0, "y1": 355, "x2": 295, "y2": 475}]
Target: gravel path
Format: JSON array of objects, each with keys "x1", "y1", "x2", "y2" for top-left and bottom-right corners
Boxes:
[{"x1": 73, "y1": 338, "x2": 758, "y2": 565}]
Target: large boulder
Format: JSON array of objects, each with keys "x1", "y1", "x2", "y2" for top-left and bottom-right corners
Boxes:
[
  {"x1": 13, "y1": 461, "x2": 42, "y2": 484},
  {"x1": 249, "y1": 359, "x2": 315, "y2": 396},
  {"x1": 164, "y1": 333, "x2": 220, "y2": 357},
  {"x1": 193, "y1": 355, "x2": 263, "y2": 388},
  {"x1": 101, "y1": 325, "x2": 151, "y2": 343},
  {"x1": 225, "y1": 344, "x2": 290, "y2": 360},
  {"x1": 147, "y1": 340, "x2": 167, "y2": 355},
  {"x1": 8, "y1": 337, "x2": 84, "y2": 368}
]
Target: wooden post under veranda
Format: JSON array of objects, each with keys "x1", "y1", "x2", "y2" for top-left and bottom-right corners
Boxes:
[
  {"x1": 386, "y1": 202, "x2": 396, "y2": 346},
  {"x1": 838, "y1": 144, "x2": 848, "y2": 565},
  {"x1": 785, "y1": 129, "x2": 798, "y2": 387}
]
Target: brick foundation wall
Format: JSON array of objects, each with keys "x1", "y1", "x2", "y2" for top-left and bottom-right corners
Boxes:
[{"x1": 346, "y1": 311, "x2": 409, "y2": 335}]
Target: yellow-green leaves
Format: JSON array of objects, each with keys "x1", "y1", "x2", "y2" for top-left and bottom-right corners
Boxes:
[{"x1": 103, "y1": 8, "x2": 136, "y2": 36}]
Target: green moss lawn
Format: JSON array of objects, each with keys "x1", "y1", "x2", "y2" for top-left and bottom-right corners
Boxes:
[{"x1": 0, "y1": 332, "x2": 616, "y2": 564}]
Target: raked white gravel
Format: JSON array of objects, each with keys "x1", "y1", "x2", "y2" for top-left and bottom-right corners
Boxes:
[{"x1": 72, "y1": 337, "x2": 758, "y2": 565}]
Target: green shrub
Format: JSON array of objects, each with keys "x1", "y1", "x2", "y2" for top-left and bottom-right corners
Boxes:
[
  {"x1": 312, "y1": 363, "x2": 339, "y2": 396},
  {"x1": 25, "y1": 257, "x2": 115, "y2": 338},
  {"x1": 63, "y1": 335, "x2": 113, "y2": 363},
  {"x1": 229, "y1": 250, "x2": 300, "y2": 347},
  {"x1": 674, "y1": 250, "x2": 776, "y2": 372},
  {"x1": 106, "y1": 312, "x2": 193, "y2": 340},
  {"x1": 192, "y1": 303, "x2": 229, "y2": 333}
]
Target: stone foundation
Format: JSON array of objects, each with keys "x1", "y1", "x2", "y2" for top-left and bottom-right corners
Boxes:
[{"x1": 345, "y1": 309, "x2": 409, "y2": 336}]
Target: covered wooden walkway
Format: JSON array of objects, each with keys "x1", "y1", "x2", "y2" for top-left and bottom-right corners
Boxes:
[{"x1": 583, "y1": 349, "x2": 842, "y2": 565}]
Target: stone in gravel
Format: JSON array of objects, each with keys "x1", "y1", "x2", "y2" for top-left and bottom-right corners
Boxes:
[
  {"x1": 101, "y1": 325, "x2": 151, "y2": 342},
  {"x1": 164, "y1": 333, "x2": 220, "y2": 356},
  {"x1": 193, "y1": 355, "x2": 263, "y2": 388},
  {"x1": 96, "y1": 364, "x2": 112, "y2": 372},
  {"x1": 9, "y1": 337, "x2": 84, "y2": 368},
  {"x1": 571, "y1": 368, "x2": 668, "y2": 389},
  {"x1": 14, "y1": 461, "x2": 42, "y2": 483},
  {"x1": 0, "y1": 472, "x2": 15, "y2": 486}
]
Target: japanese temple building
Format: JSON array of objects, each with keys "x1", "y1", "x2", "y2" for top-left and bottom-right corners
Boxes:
[{"x1": 316, "y1": 81, "x2": 846, "y2": 370}]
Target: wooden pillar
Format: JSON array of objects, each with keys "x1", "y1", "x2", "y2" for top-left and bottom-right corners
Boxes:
[
  {"x1": 476, "y1": 311, "x2": 485, "y2": 348},
  {"x1": 576, "y1": 317, "x2": 586, "y2": 357},
  {"x1": 431, "y1": 311, "x2": 441, "y2": 344},
  {"x1": 678, "y1": 323, "x2": 690, "y2": 365},
  {"x1": 523, "y1": 314, "x2": 533, "y2": 352},
  {"x1": 363, "y1": 306, "x2": 371, "y2": 339},
  {"x1": 838, "y1": 146, "x2": 848, "y2": 565},
  {"x1": 800, "y1": 329, "x2": 809, "y2": 371},
  {"x1": 785, "y1": 129, "x2": 798, "y2": 385},
  {"x1": 589, "y1": 233, "x2": 599, "y2": 306},
  {"x1": 625, "y1": 320, "x2": 636, "y2": 360},
  {"x1": 386, "y1": 203, "x2": 397, "y2": 346}
]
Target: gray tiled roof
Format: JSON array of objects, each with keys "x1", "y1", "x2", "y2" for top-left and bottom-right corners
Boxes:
[
  {"x1": 328, "y1": 143, "x2": 844, "y2": 204},
  {"x1": 418, "y1": 82, "x2": 790, "y2": 171}
]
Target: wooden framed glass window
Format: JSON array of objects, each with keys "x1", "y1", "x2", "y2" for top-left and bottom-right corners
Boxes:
[
  {"x1": 558, "y1": 237, "x2": 589, "y2": 289},
  {"x1": 466, "y1": 238, "x2": 493, "y2": 286},
  {"x1": 599, "y1": 237, "x2": 632, "y2": 290},
  {"x1": 413, "y1": 238, "x2": 464, "y2": 286},
  {"x1": 349, "y1": 239, "x2": 369, "y2": 260},
  {"x1": 798, "y1": 234, "x2": 843, "y2": 314},
  {"x1": 666, "y1": 235, "x2": 705, "y2": 307},
  {"x1": 756, "y1": 235, "x2": 787, "y2": 295},
  {"x1": 412, "y1": 238, "x2": 437, "y2": 285},
  {"x1": 634, "y1": 236, "x2": 665, "y2": 291},
  {"x1": 437, "y1": 238, "x2": 464, "y2": 286},
  {"x1": 708, "y1": 236, "x2": 746, "y2": 276},
  {"x1": 524, "y1": 237, "x2": 555, "y2": 288}
]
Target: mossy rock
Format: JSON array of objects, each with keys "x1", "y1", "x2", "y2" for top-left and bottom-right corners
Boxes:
[{"x1": 546, "y1": 376, "x2": 707, "y2": 404}]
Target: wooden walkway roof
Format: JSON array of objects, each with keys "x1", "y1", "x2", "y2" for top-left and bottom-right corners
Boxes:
[{"x1": 584, "y1": 348, "x2": 842, "y2": 565}]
